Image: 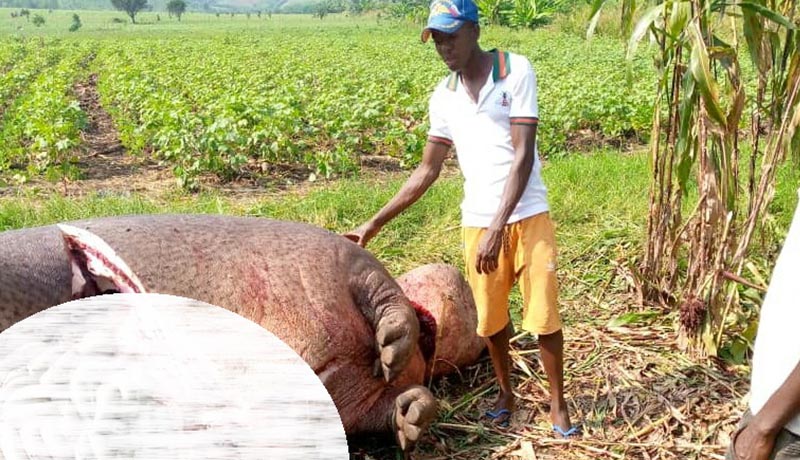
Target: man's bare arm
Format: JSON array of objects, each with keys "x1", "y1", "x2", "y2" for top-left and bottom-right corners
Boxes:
[
  {"x1": 344, "y1": 140, "x2": 451, "y2": 247},
  {"x1": 475, "y1": 123, "x2": 537, "y2": 274},
  {"x1": 734, "y1": 361, "x2": 800, "y2": 459}
]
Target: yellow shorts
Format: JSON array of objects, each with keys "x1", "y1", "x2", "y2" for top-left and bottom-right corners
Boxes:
[{"x1": 462, "y1": 212, "x2": 562, "y2": 338}]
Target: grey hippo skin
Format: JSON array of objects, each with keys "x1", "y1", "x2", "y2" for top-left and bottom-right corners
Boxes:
[{"x1": 0, "y1": 213, "x2": 485, "y2": 454}]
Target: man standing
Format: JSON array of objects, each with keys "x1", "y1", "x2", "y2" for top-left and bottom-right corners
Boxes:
[
  {"x1": 726, "y1": 189, "x2": 800, "y2": 460},
  {"x1": 344, "y1": 0, "x2": 576, "y2": 436}
]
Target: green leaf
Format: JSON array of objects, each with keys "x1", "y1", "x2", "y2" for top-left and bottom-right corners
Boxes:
[
  {"x1": 727, "y1": 337, "x2": 749, "y2": 364},
  {"x1": 667, "y1": 0, "x2": 691, "y2": 40},
  {"x1": 586, "y1": 0, "x2": 608, "y2": 40},
  {"x1": 626, "y1": 3, "x2": 665, "y2": 60},
  {"x1": 606, "y1": 311, "x2": 659, "y2": 328},
  {"x1": 742, "y1": 320, "x2": 759, "y2": 344},
  {"x1": 738, "y1": 1, "x2": 797, "y2": 30},
  {"x1": 741, "y1": 5, "x2": 768, "y2": 75},
  {"x1": 676, "y1": 70, "x2": 698, "y2": 192},
  {"x1": 687, "y1": 23, "x2": 729, "y2": 131}
]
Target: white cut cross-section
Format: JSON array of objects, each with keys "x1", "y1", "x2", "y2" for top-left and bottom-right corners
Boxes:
[{"x1": 0, "y1": 292, "x2": 349, "y2": 460}]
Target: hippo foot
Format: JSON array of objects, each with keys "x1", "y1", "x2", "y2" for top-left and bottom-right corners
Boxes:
[
  {"x1": 373, "y1": 308, "x2": 418, "y2": 383},
  {"x1": 392, "y1": 385, "x2": 437, "y2": 454}
]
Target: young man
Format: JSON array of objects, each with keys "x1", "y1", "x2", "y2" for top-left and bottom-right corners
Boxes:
[
  {"x1": 726, "y1": 188, "x2": 800, "y2": 460},
  {"x1": 344, "y1": 0, "x2": 577, "y2": 436}
]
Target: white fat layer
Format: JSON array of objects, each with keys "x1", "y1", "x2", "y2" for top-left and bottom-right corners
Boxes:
[{"x1": 57, "y1": 224, "x2": 147, "y2": 295}]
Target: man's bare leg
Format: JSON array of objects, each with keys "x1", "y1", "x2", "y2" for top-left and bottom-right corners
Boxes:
[
  {"x1": 538, "y1": 328, "x2": 573, "y2": 432},
  {"x1": 484, "y1": 322, "x2": 515, "y2": 425}
]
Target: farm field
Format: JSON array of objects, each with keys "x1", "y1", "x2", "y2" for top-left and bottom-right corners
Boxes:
[
  {"x1": 1, "y1": 6, "x2": 799, "y2": 460},
  {"x1": 0, "y1": 9, "x2": 658, "y2": 189}
]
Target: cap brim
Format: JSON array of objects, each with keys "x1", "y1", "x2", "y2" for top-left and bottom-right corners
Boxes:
[{"x1": 420, "y1": 18, "x2": 466, "y2": 42}]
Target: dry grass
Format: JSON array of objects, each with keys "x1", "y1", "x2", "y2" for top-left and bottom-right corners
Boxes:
[{"x1": 352, "y1": 288, "x2": 749, "y2": 460}]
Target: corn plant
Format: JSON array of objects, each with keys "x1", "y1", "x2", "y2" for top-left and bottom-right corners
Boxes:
[{"x1": 588, "y1": 0, "x2": 800, "y2": 356}]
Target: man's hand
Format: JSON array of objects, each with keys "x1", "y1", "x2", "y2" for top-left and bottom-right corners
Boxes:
[
  {"x1": 343, "y1": 221, "x2": 381, "y2": 248},
  {"x1": 732, "y1": 423, "x2": 778, "y2": 460},
  {"x1": 476, "y1": 228, "x2": 504, "y2": 274}
]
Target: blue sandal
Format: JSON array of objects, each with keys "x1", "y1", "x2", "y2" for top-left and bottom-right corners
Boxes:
[
  {"x1": 484, "y1": 409, "x2": 512, "y2": 427},
  {"x1": 552, "y1": 424, "x2": 581, "y2": 438}
]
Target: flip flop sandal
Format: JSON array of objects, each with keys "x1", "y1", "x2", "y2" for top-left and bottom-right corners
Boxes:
[
  {"x1": 484, "y1": 409, "x2": 512, "y2": 428},
  {"x1": 552, "y1": 424, "x2": 582, "y2": 438}
]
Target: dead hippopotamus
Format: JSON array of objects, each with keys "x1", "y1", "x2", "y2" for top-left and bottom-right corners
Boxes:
[{"x1": 0, "y1": 213, "x2": 485, "y2": 455}]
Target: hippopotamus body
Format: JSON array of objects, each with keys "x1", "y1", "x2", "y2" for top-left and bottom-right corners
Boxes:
[{"x1": 0, "y1": 214, "x2": 484, "y2": 454}]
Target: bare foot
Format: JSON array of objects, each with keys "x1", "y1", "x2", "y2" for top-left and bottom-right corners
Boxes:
[
  {"x1": 485, "y1": 391, "x2": 514, "y2": 426},
  {"x1": 550, "y1": 401, "x2": 576, "y2": 436}
]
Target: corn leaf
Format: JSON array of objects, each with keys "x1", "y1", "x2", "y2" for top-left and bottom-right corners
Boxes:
[
  {"x1": 688, "y1": 23, "x2": 729, "y2": 131},
  {"x1": 738, "y1": 1, "x2": 797, "y2": 30},
  {"x1": 626, "y1": 3, "x2": 665, "y2": 60},
  {"x1": 741, "y1": 4, "x2": 770, "y2": 75},
  {"x1": 586, "y1": 0, "x2": 608, "y2": 40},
  {"x1": 676, "y1": 70, "x2": 698, "y2": 193},
  {"x1": 668, "y1": 1, "x2": 691, "y2": 40}
]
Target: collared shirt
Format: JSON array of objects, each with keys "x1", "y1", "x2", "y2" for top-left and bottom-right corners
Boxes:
[
  {"x1": 427, "y1": 49, "x2": 549, "y2": 228},
  {"x1": 749, "y1": 187, "x2": 800, "y2": 435}
]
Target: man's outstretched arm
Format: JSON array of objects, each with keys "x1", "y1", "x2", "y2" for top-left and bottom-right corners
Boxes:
[{"x1": 344, "y1": 139, "x2": 451, "y2": 247}]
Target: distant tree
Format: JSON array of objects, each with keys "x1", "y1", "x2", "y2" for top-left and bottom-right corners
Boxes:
[
  {"x1": 348, "y1": 0, "x2": 372, "y2": 15},
  {"x1": 19, "y1": 8, "x2": 30, "y2": 20},
  {"x1": 68, "y1": 12, "x2": 81, "y2": 30},
  {"x1": 313, "y1": 2, "x2": 326, "y2": 18},
  {"x1": 31, "y1": 13, "x2": 44, "y2": 25},
  {"x1": 110, "y1": 0, "x2": 148, "y2": 23},
  {"x1": 314, "y1": 0, "x2": 342, "y2": 18},
  {"x1": 166, "y1": 0, "x2": 185, "y2": 20}
]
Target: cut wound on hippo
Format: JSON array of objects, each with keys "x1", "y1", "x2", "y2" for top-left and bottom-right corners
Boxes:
[
  {"x1": 57, "y1": 224, "x2": 147, "y2": 299},
  {"x1": 409, "y1": 301, "x2": 437, "y2": 363}
]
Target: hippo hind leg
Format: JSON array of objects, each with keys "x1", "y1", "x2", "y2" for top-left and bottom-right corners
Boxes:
[
  {"x1": 393, "y1": 385, "x2": 438, "y2": 453},
  {"x1": 372, "y1": 307, "x2": 420, "y2": 382},
  {"x1": 351, "y1": 384, "x2": 437, "y2": 456}
]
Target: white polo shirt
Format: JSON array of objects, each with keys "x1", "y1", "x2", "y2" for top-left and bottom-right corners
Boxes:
[
  {"x1": 427, "y1": 49, "x2": 549, "y2": 228},
  {"x1": 749, "y1": 187, "x2": 800, "y2": 435}
]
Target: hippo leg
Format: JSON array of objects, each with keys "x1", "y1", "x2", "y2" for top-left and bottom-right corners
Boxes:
[
  {"x1": 372, "y1": 303, "x2": 420, "y2": 382},
  {"x1": 348, "y1": 384, "x2": 437, "y2": 455},
  {"x1": 349, "y1": 257, "x2": 421, "y2": 384},
  {"x1": 392, "y1": 385, "x2": 438, "y2": 453}
]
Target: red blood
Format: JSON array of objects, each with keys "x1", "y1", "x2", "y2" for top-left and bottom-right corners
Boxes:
[{"x1": 409, "y1": 300, "x2": 437, "y2": 362}]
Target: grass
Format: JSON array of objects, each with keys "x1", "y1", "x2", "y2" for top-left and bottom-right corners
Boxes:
[
  {"x1": 1, "y1": 140, "x2": 799, "y2": 460},
  {"x1": 4, "y1": 148, "x2": 794, "y2": 324}
]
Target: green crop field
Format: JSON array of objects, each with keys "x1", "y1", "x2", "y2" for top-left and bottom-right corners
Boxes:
[
  {"x1": 1, "y1": 4, "x2": 798, "y2": 460},
  {"x1": 0, "y1": 9, "x2": 659, "y2": 189}
]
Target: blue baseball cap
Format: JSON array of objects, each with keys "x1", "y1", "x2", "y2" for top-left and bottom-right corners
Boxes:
[{"x1": 420, "y1": 0, "x2": 480, "y2": 42}]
